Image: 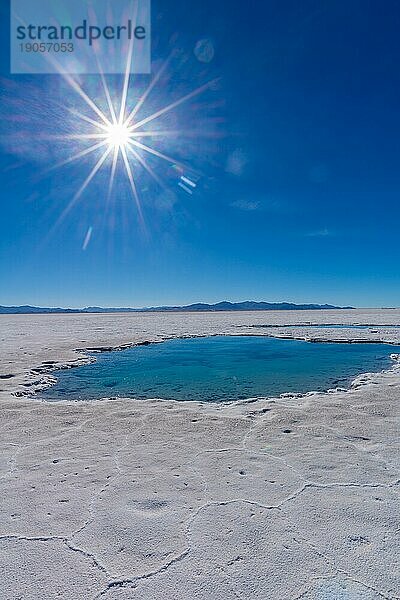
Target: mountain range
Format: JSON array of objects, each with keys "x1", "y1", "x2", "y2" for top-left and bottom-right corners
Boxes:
[{"x1": 0, "y1": 301, "x2": 353, "y2": 314}]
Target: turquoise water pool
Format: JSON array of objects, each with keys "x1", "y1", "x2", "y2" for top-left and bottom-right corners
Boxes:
[{"x1": 41, "y1": 336, "x2": 400, "y2": 403}]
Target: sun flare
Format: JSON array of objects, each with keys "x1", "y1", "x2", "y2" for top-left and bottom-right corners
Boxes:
[
  {"x1": 105, "y1": 122, "x2": 132, "y2": 150},
  {"x1": 50, "y1": 40, "x2": 218, "y2": 229}
]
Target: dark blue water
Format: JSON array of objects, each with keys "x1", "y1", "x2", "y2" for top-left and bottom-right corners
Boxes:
[{"x1": 41, "y1": 336, "x2": 400, "y2": 403}]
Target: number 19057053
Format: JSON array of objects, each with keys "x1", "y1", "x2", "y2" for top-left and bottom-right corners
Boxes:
[{"x1": 19, "y1": 42, "x2": 74, "y2": 53}]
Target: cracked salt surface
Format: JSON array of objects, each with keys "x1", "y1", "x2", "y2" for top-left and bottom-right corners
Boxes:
[{"x1": 0, "y1": 310, "x2": 399, "y2": 599}]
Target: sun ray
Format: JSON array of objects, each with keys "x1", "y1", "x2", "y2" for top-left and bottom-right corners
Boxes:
[
  {"x1": 130, "y1": 79, "x2": 219, "y2": 131},
  {"x1": 91, "y1": 19, "x2": 118, "y2": 125},
  {"x1": 47, "y1": 140, "x2": 109, "y2": 172},
  {"x1": 119, "y1": 49, "x2": 133, "y2": 125},
  {"x1": 51, "y1": 145, "x2": 112, "y2": 234},
  {"x1": 108, "y1": 145, "x2": 119, "y2": 198},
  {"x1": 128, "y1": 129, "x2": 221, "y2": 139},
  {"x1": 124, "y1": 54, "x2": 173, "y2": 127},
  {"x1": 127, "y1": 144, "x2": 166, "y2": 189},
  {"x1": 45, "y1": 49, "x2": 110, "y2": 127},
  {"x1": 129, "y1": 138, "x2": 188, "y2": 171},
  {"x1": 73, "y1": 145, "x2": 113, "y2": 203},
  {"x1": 120, "y1": 145, "x2": 144, "y2": 223},
  {"x1": 118, "y1": 1, "x2": 138, "y2": 125},
  {"x1": 50, "y1": 134, "x2": 108, "y2": 141},
  {"x1": 66, "y1": 108, "x2": 110, "y2": 132},
  {"x1": 99, "y1": 69, "x2": 118, "y2": 125},
  {"x1": 129, "y1": 130, "x2": 186, "y2": 138},
  {"x1": 59, "y1": 71, "x2": 111, "y2": 127}
]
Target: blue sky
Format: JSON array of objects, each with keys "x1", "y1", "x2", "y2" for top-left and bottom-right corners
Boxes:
[{"x1": 1, "y1": 0, "x2": 400, "y2": 308}]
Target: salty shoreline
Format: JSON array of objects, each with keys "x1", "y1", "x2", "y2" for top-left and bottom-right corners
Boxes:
[{"x1": 0, "y1": 310, "x2": 399, "y2": 599}]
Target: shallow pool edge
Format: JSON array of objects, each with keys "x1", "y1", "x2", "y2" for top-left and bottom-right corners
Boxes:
[{"x1": 12, "y1": 332, "x2": 400, "y2": 408}]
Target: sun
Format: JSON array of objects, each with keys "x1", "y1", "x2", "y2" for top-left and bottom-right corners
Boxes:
[
  {"x1": 49, "y1": 44, "x2": 218, "y2": 228},
  {"x1": 105, "y1": 121, "x2": 132, "y2": 150}
]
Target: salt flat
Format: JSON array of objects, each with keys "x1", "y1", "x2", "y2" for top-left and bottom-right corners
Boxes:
[{"x1": 0, "y1": 309, "x2": 399, "y2": 599}]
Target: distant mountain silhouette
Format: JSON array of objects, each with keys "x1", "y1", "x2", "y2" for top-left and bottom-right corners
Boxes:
[
  {"x1": 0, "y1": 305, "x2": 79, "y2": 314},
  {"x1": 0, "y1": 301, "x2": 353, "y2": 314}
]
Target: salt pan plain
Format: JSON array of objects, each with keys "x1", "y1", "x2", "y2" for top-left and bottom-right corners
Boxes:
[{"x1": 0, "y1": 309, "x2": 399, "y2": 599}]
